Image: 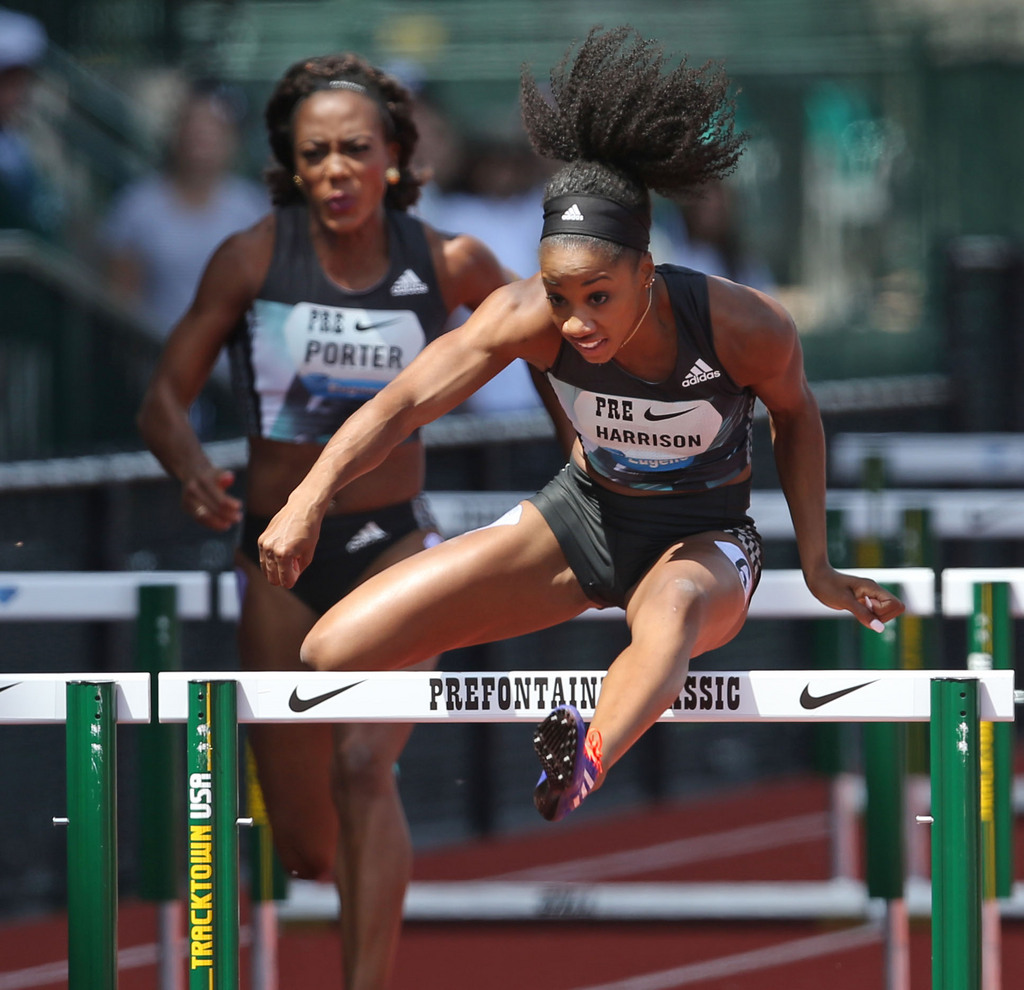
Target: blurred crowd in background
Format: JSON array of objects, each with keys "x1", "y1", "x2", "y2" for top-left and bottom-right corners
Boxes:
[
  {"x1": 11, "y1": 0, "x2": 1024, "y2": 457},
  {"x1": 0, "y1": 1, "x2": 800, "y2": 428},
  {"x1": 4, "y1": 0, "x2": 1024, "y2": 460}
]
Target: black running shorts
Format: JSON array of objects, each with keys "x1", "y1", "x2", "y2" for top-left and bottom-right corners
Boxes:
[{"x1": 529, "y1": 460, "x2": 763, "y2": 609}]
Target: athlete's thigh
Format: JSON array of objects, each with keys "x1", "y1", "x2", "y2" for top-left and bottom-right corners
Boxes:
[
  {"x1": 331, "y1": 529, "x2": 441, "y2": 780},
  {"x1": 235, "y1": 554, "x2": 338, "y2": 868},
  {"x1": 304, "y1": 501, "x2": 593, "y2": 670},
  {"x1": 625, "y1": 530, "x2": 751, "y2": 658}
]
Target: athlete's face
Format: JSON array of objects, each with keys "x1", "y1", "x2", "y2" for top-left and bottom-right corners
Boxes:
[
  {"x1": 540, "y1": 242, "x2": 654, "y2": 363},
  {"x1": 291, "y1": 90, "x2": 397, "y2": 235}
]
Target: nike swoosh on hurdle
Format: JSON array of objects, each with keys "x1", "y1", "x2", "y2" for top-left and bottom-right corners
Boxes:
[
  {"x1": 288, "y1": 681, "x2": 366, "y2": 712},
  {"x1": 799, "y1": 680, "x2": 877, "y2": 710},
  {"x1": 0, "y1": 682, "x2": 18, "y2": 694}
]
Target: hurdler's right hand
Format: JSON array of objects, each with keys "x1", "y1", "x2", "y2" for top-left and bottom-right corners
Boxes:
[
  {"x1": 182, "y1": 468, "x2": 242, "y2": 532},
  {"x1": 257, "y1": 503, "x2": 321, "y2": 589}
]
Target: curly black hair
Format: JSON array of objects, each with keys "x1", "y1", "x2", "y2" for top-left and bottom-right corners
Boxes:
[
  {"x1": 263, "y1": 53, "x2": 421, "y2": 210},
  {"x1": 521, "y1": 25, "x2": 745, "y2": 257}
]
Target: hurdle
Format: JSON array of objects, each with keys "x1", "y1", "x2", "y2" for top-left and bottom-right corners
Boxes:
[
  {"x1": 158, "y1": 667, "x2": 1015, "y2": 990},
  {"x1": 0, "y1": 672, "x2": 150, "y2": 989},
  {"x1": 1, "y1": 567, "x2": 1017, "y2": 986},
  {"x1": 0, "y1": 570, "x2": 213, "y2": 990}
]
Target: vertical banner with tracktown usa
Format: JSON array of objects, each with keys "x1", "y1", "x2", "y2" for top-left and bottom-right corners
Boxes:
[{"x1": 188, "y1": 682, "x2": 215, "y2": 987}]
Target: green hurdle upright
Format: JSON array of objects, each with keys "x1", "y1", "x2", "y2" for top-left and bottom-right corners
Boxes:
[
  {"x1": 66, "y1": 681, "x2": 118, "y2": 990},
  {"x1": 862, "y1": 606, "x2": 908, "y2": 989},
  {"x1": 246, "y1": 743, "x2": 287, "y2": 990},
  {"x1": 930, "y1": 678, "x2": 982, "y2": 990},
  {"x1": 188, "y1": 680, "x2": 240, "y2": 989},
  {"x1": 968, "y1": 582, "x2": 1015, "y2": 899},
  {"x1": 136, "y1": 585, "x2": 185, "y2": 990},
  {"x1": 967, "y1": 582, "x2": 1013, "y2": 989}
]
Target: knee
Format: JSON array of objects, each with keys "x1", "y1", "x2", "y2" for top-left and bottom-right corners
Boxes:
[
  {"x1": 653, "y1": 577, "x2": 709, "y2": 625},
  {"x1": 331, "y1": 737, "x2": 398, "y2": 799},
  {"x1": 299, "y1": 625, "x2": 333, "y2": 670}
]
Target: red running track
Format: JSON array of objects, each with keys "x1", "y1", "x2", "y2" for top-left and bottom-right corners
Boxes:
[{"x1": 1, "y1": 774, "x2": 1021, "y2": 989}]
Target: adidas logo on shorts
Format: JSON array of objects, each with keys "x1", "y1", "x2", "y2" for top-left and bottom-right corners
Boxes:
[
  {"x1": 346, "y1": 521, "x2": 389, "y2": 553},
  {"x1": 390, "y1": 268, "x2": 429, "y2": 296}
]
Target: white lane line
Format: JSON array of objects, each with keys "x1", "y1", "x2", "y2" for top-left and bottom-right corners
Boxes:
[
  {"x1": 489, "y1": 812, "x2": 828, "y2": 882},
  {"x1": 0, "y1": 961, "x2": 68, "y2": 990},
  {"x1": 572, "y1": 922, "x2": 883, "y2": 990},
  {"x1": 0, "y1": 942, "x2": 161, "y2": 989},
  {"x1": 0, "y1": 927, "x2": 251, "y2": 989}
]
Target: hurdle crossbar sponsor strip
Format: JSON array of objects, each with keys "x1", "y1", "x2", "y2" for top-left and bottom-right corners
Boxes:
[
  {"x1": 0, "y1": 673, "x2": 150, "y2": 723},
  {"x1": 156, "y1": 669, "x2": 1015, "y2": 724}
]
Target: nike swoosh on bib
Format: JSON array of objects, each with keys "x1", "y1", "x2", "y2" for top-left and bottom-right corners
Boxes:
[
  {"x1": 288, "y1": 681, "x2": 366, "y2": 712},
  {"x1": 799, "y1": 680, "x2": 877, "y2": 710},
  {"x1": 0, "y1": 683, "x2": 18, "y2": 695},
  {"x1": 643, "y1": 405, "x2": 697, "y2": 422},
  {"x1": 354, "y1": 318, "x2": 400, "y2": 332}
]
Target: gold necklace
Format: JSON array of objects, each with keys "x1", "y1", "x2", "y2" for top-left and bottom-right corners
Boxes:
[{"x1": 617, "y1": 283, "x2": 654, "y2": 354}]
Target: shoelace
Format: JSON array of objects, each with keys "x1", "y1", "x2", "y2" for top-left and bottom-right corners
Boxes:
[{"x1": 584, "y1": 729, "x2": 604, "y2": 777}]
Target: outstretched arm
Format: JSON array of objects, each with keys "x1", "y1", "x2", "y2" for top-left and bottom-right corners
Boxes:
[
  {"x1": 710, "y1": 278, "x2": 905, "y2": 629},
  {"x1": 258, "y1": 277, "x2": 556, "y2": 587}
]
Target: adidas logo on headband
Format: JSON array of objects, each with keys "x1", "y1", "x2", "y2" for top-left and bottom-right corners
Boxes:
[{"x1": 542, "y1": 194, "x2": 651, "y2": 251}]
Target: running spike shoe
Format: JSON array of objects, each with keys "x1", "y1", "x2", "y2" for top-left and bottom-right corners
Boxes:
[{"x1": 533, "y1": 704, "x2": 602, "y2": 822}]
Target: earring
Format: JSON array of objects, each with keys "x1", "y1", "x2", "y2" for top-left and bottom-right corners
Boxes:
[
  {"x1": 292, "y1": 174, "x2": 303, "y2": 188},
  {"x1": 384, "y1": 166, "x2": 401, "y2": 186}
]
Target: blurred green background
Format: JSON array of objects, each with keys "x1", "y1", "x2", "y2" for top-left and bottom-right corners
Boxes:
[{"x1": 5, "y1": 0, "x2": 1024, "y2": 458}]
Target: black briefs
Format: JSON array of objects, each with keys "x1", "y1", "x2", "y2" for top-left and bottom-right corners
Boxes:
[{"x1": 238, "y1": 496, "x2": 438, "y2": 615}]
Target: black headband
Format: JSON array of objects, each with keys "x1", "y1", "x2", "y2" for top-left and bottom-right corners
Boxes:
[
  {"x1": 541, "y1": 194, "x2": 651, "y2": 252},
  {"x1": 293, "y1": 77, "x2": 395, "y2": 138}
]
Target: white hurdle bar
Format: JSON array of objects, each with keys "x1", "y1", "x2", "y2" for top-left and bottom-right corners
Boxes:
[
  {"x1": 157, "y1": 668, "x2": 1015, "y2": 725},
  {"x1": 215, "y1": 567, "x2": 937, "y2": 622},
  {"x1": 0, "y1": 672, "x2": 150, "y2": 722},
  {"x1": 941, "y1": 568, "x2": 1024, "y2": 617},
  {"x1": 0, "y1": 571, "x2": 212, "y2": 620}
]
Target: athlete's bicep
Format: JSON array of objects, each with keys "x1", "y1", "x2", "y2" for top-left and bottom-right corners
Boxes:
[
  {"x1": 381, "y1": 282, "x2": 556, "y2": 418},
  {"x1": 709, "y1": 277, "x2": 808, "y2": 415}
]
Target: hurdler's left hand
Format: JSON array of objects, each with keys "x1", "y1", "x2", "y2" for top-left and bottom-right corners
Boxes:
[{"x1": 804, "y1": 566, "x2": 906, "y2": 632}]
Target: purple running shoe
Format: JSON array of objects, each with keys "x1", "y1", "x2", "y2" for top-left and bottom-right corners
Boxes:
[{"x1": 533, "y1": 704, "x2": 602, "y2": 822}]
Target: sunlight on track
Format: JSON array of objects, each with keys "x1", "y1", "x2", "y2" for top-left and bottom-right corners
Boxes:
[
  {"x1": 571, "y1": 922, "x2": 883, "y2": 989},
  {"x1": 489, "y1": 812, "x2": 828, "y2": 882}
]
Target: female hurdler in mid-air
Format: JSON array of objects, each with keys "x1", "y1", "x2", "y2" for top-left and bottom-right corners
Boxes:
[{"x1": 258, "y1": 26, "x2": 905, "y2": 823}]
